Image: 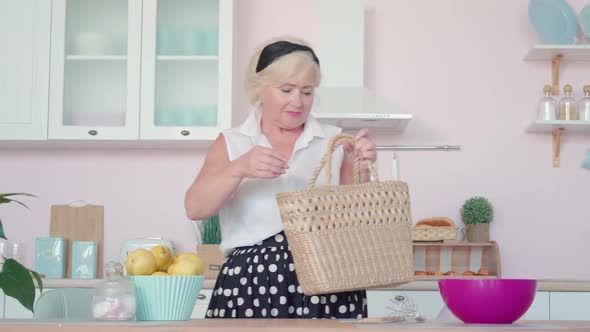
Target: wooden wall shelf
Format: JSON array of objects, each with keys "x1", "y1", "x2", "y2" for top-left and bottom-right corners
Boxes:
[
  {"x1": 413, "y1": 241, "x2": 495, "y2": 247},
  {"x1": 412, "y1": 241, "x2": 500, "y2": 279},
  {"x1": 526, "y1": 120, "x2": 590, "y2": 167},
  {"x1": 524, "y1": 45, "x2": 590, "y2": 168},
  {"x1": 524, "y1": 45, "x2": 590, "y2": 96}
]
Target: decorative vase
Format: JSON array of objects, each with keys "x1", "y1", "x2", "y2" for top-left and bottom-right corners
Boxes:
[{"x1": 466, "y1": 224, "x2": 490, "y2": 242}]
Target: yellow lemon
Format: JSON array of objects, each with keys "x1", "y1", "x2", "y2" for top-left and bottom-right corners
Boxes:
[
  {"x1": 150, "y1": 245, "x2": 173, "y2": 272},
  {"x1": 174, "y1": 252, "x2": 205, "y2": 275},
  {"x1": 125, "y1": 249, "x2": 157, "y2": 276},
  {"x1": 167, "y1": 260, "x2": 200, "y2": 276},
  {"x1": 151, "y1": 271, "x2": 169, "y2": 276}
]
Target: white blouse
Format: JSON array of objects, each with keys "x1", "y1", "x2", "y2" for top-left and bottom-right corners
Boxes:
[{"x1": 218, "y1": 108, "x2": 343, "y2": 254}]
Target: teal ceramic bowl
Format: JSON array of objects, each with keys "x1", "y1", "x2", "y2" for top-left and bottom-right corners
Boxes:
[{"x1": 129, "y1": 275, "x2": 204, "y2": 320}]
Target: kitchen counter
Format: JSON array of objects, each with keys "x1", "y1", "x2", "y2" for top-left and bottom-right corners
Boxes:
[
  {"x1": 39, "y1": 279, "x2": 590, "y2": 292},
  {"x1": 1, "y1": 319, "x2": 590, "y2": 332}
]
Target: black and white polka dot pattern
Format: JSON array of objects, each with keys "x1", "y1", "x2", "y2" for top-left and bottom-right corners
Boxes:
[{"x1": 206, "y1": 232, "x2": 367, "y2": 319}]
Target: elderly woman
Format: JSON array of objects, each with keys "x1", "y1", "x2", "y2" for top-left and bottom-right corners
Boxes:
[{"x1": 185, "y1": 36, "x2": 376, "y2": 319}]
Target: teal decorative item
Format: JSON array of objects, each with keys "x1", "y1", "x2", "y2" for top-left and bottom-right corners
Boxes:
[
  {"x1": 582, "y1": 149, "x2": 590, "y2": 170},
  {"x1": 202, "y1": 27, "x2": 218, "y2": 56},
  {"x1": 72, "y1": 241, "x2": 97, "y2": 279},
  {"x1": 157, "y1": 25, "x2": 176, "y2": 55},
  {"x1": 528, "y1": 0, "x2": 578, "y2": 44},
  {"x1": 580, "y1": 5, "x2": 590, "y2": 40},
  {"x1": 36, "y1": 237, "x2": 66, "y2": 278},
  {"x1": 130, "y1": 275, "x2": 204, "y2": 320},
  {"x1": 183, "y1": 25, "x2": 203, "y2": 56},
  {"x1": 201, "y1": 215, "x2": 221, "y2": 245}
]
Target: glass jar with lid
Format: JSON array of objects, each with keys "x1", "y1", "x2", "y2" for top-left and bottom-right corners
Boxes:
[
  {"x1": 558, "y1": 84, "x2": 578, "y2": 120},
  {"x1": 579, "y1": 85, "x2": 590, "y2": 121},
  {"x1": 92, "y1": 261, "x2": 136, "y2": 320},
  {"x1": 537, "y1": 85, "x2": 557, "y2": 120}
]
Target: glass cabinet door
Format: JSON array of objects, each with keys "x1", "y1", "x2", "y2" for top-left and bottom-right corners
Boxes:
[
  {"x1": 49, "y1": 0, "x2": 141, "y2": 140},
  {"x1": 140, "y1": 0, "x2": 233, "y2": 140}
]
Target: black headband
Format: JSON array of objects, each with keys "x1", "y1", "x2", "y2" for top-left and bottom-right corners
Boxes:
[{"x1": 255, "y1": 41, "x2": 320, "y2": 73}]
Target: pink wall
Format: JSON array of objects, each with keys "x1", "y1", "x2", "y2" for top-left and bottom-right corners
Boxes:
[{"x1": 1, "y1": 0, "x2": 588, "y2": 279}]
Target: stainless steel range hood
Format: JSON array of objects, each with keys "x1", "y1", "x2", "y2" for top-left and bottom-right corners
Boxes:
[{"x1": 312, "y1": 0, "x2": 412, "y2": 130}]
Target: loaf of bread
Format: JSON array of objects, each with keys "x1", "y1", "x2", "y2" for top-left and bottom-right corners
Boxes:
[
  {"x1": 415, "y1": 217, "x2": 454, "y2": 227},
  {"x1": 477, "y1": 268, "x2": 489, "y2": 276}
]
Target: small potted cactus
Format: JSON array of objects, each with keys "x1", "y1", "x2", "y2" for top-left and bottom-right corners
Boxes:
[{"x1": 460, "y1": 196, "x2": 494, "y2": 242}]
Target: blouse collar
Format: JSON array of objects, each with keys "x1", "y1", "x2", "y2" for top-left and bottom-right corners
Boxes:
[{"x1": 236, "y1": 107, "x2": 326, "y2": 150}]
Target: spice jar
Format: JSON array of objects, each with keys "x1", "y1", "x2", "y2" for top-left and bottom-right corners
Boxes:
[
  {"x1": 92, "y1": 261, "x2": 136, "y2": 320},
  {"x1": 579, "y1": 85, "x2": 590, "y2": 121},
  {"x1": 558, "y1": 84, "x2": 578, "y2": 120},
  {"x1": 537, "y1": 85, "x2": 557, "y2": 120}
]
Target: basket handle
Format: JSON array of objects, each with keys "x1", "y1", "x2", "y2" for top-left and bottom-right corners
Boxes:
[{"x1": 307, "y1": 133, "x2": 379, "y2": 190}]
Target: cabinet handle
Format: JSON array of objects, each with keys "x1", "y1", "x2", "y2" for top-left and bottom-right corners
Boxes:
[
  {"x1": 394, "y1": 295, "x2": 405, "y2": 302},
  {"x1": 198, "y1": 293, "x2": 207, "y2": 300},
  {"x1": 88, "y1": 130, "x2": 98, "y2": 136},
  {"x1": 180, "y1": 130, "x2": 190, "y2": 136}
]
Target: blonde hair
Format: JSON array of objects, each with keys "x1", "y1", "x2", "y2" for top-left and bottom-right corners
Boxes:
[{"x1": 244, "y1": 36, "x2": 321, "y2": 105}]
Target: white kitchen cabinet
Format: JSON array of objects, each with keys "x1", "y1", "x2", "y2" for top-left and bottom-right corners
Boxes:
[
  {"x1": 0, "y1": 290, "x2": 5, "y2": 318},
  {"x1": 521, "y1": 291, "x2": 550, "y2": 321},
  {"x1": 367, "y1": 290, "x2": 445, "y2": 320},
  {"x1": 47, "y1": 0, "x2": 234, "y2": 142},
  {"x1": 3, "y1": 289, "x2": 47, "y2": 319},
  {"x1": 0, "y1": 0, "x2": 51, "y2": 140},
  {"x1": 48, "y1": 0, "x2": 142, "y2": 140},
  {"x1": 550, "y1": 292, "x2": 590, "y2": 320},
  {"x1": 191, "y1": 289, "x2": 213, "y2": 319},
  {"x1": 367, "y1": 290, "x2": 550, "y2": 322},
  {"x1": 139, "y1": 0, "x2": 234, "y2": 140}
]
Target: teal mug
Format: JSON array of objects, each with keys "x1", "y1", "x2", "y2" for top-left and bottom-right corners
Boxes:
[
  {"x1": 583, "y1": 149, "x2": 590, "y2": 170},
  {"x1": 157, "y1": 25, "x2": 178, "y2": 55},
  {"x1": 183, "y1": 25, "x2": 203, "y2": 56}
]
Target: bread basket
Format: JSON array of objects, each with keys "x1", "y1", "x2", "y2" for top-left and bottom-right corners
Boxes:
[{"x1": 412, "y1": 217, "x2": 457, "y2": 241}]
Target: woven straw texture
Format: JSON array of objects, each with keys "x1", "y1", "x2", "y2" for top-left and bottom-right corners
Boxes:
[
  {"x1": 412, "y1": 219, "x2": 457, "y2": 241},
  {"x1": 276, "y1": 134, "x2": 415, "y2": 295}
]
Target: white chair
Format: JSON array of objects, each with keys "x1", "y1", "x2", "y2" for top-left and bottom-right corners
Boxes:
[{"x1": 34, "y1": 288, "x2": 94, "y2": 320}]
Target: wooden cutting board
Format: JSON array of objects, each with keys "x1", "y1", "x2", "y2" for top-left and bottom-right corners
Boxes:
[{"x1": 49, "y1": 204, "x2": 104, "y2": 278}]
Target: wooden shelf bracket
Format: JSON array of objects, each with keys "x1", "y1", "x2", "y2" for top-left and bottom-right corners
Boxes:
[
  {"x1": 551, "y1": 54, "x2": 563, "y2": 95},
  {"x1": 552, "y1": 128, "x2": 564, "y2": 167}
]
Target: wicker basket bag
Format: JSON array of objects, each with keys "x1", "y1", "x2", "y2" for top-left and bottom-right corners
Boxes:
[{"x1": 276, "y1": 134, "x2": 415, "y2": 295}]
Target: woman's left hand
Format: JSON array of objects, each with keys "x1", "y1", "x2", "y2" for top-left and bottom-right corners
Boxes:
[{"x1": 343, "y1": 128, "x2": 376, "y2": 164}]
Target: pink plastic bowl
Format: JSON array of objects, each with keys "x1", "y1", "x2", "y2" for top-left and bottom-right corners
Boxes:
[{"x1": 438, "y1": 279, "x2": 537, "y2": 324}]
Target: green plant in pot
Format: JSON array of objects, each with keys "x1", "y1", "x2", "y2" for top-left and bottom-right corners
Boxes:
[
  {"x1": 0, "y1": 193, "x2": 43, "y2": 313},
  {"x1": 197, "y1": 215, "x2": 224, "y2": 279},
  {"x1": 460, "y1": 196, "x2": 494, "y2": 242},
  {"x1": 201, "y1": 214, "x2": 221, "y2": 246}
]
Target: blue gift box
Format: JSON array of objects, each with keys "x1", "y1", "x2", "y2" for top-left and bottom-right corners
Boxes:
[
  {"x1": 35, "y1": 237, "x2": 66, "y2": 279},
  {"x1": 71, "y1": 241, "x2": 97, "y2": 279}
]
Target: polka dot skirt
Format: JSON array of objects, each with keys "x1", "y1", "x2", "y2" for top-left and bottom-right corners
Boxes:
[{"x1": 206, "y1": 232, "x2": 367, "y2": 319}]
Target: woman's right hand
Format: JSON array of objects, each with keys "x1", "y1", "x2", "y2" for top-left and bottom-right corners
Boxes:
[{"x1": 233, "y1": 146, "x2": 289, "y2": 179}]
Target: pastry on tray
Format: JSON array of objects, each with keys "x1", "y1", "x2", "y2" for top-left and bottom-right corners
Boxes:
[{"x1": 415, "y1": 217, "x2": 454, "y2": 227}]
